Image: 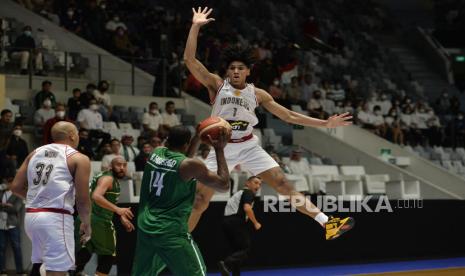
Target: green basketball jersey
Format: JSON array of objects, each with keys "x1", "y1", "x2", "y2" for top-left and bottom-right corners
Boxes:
[
  {"x1": 90, "y1": 171, "x2": 120, "y2": 221},
  {"x1": 137, "y1": 147, "x2": 197, "y2": 235}
]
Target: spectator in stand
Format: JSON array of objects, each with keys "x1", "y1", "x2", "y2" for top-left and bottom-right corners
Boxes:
[
  {"x1": 149, "y1": 136, "x2": 162, "y2": 149},
  {"x1": 0, "y1": 110, "x2": 13, "y2": 151},
  {"x1": 105, "y1": 15, "x2": 127, "y2": 32},
  {"x1": 342, "y1": 100, "x2": 355, "y2": 114},
  {"x1": 435, "y1": 89, "x2": 451, "y2": 115},
  {"x1": 34, "y1": 80, "x2": 56, "y2": 110},
  {"x1": 80, "y1": 83, "x2": 97, "y2": 108},
  {"x1": 93, "y1": 80, "x2": 112, "y2": 121},
  {"x1": 357, "y1": 102, "x2": 376, "y2": 131},
  {"x1": 400, "y1": 105, "x2": 417, "y2": 146},
  {"x1": 82, "y1": 0, "x2": 108, "y2": 47},
  {"x1": 61, "y1": 6, "x2": 82, "y2": 33},
  {"x1": 328, "y1": 31, "x2": 345, "y2": 52},
  {"x1": 95, "y1": 142, "x2": 112, "y2": 162},
  {"x1": 101, "y1": 139, "x2": 122, "y2": 171},
  {"x1": 378, "y1": 93, "x2": 392, "y2": 115},
  {"x1": 372, "y1": 105, "x2": 386, "y2": 137},
  {"x1": 33, "y1": 99, "x2": 55, "y2": 129},
  {"x1": 307, "y1": 90, "x2": 325, "y2": 118},
  {"x1": 134, "y1": 142, "x2": 153, "y2": 171},
  {"x1": 412, "y1": 105, "x2": 429, "y2": 146},
  {"x1": 426, "y1": 109, "x2": 443, "y2": 146},
  {"x1": 0, "y1": 175, "x2": 25, "y2": 276},
  {"x1": 137, "y1": 136, "x2": 147, "y2": 150},
  {"x1": 120, "y1": 135, "x2": 139, "y2": 162},
  {"x1": 42, "y1": 103, "x2": 72, "y2": 145},
  {"x1": 77, "y1": 98, "x2": 111, "y2": 145},
  {"x1": 284, "y1": 76, "x2": 302, "y2": 106},
  {"x1": 401, "y1": 96, "x2": 415, "y2": 111},
  {"x1": 142, "y1": 102, "x2": 163, "y2": 137},
  {"x1": 447, "y1": 112, "x2": 465, "y2": 148},
  {"x1": 5, "y1": 125, "x2": 28, "y2": 168},
  {"x1": 366, "y1": 91, "x2": 380, "y2": 113},
  {"x1": 161, "y1": 101, "x2": 180, "y2": 128},
  {"x1": 112, "y1": 26, "x2": 136, "y2": 57},
  {"x1": 268, "y1": 78, "x2": 285, "y2": 103},
  {"x1": 288, "y1": 149, "x2": 309, "y2": 175},
  {"x1": 301, "y1": 74, "x2": 318, "y2": 103},
  {"x1": 10, "y1": 25, "x2": 45, "y2": 75},
  {"x1": 320, "y1": 93, "x2": 336, "y2": 116},
  {"x1": 77, "y1": 128, "x2": 94, "y2": 160},
  {"x1": 67, "y1": 88, "x2": 83, "y2": 120},
  {"x1": 384, "y1": 108, "x2": 404, "y2": 145}
]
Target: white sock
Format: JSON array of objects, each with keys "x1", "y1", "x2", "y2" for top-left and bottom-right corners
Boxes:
[{"x1": 314, "y1": 212, "x2": 329, "y2": 226}]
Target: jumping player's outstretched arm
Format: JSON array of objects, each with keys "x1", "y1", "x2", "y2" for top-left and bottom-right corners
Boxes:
[
  {"x1": 183, "y1": 7, "x2": 223, "y2": 101},
  {"x1": 180, "y1": 128, "x2": 230, "y2": 192},
  {"x1": 256, "y1": 88, "x2": 352, "y2": 128}
]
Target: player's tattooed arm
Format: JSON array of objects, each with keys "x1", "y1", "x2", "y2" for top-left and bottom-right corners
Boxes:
[{"x1": 256, "y1": 88, "x2": 352, "y2": 128}]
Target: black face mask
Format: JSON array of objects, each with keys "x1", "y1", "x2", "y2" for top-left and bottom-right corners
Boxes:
[{"x1": 314, "y1": 95, "x2": 321, "y2": 99}]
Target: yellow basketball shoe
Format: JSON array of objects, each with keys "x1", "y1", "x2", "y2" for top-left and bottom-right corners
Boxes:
[{"x1": 325, "y1": 216, "x2": 355, "y2": 240}]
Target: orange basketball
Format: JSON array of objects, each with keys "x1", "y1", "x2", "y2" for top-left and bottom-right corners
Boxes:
[{"x1": 197, "y1": 116, "x2": 232, "y2": 144}]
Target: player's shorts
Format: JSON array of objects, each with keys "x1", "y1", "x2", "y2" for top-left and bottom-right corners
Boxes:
[
  {"x1": 25, "y1": 212, "x2": 75, "y2": 271},
  {"x1": 75, "y1": 215, "x2": 116, "y2": 256},
  {"x1": 132, "y1": 231, "x2": 206, "y2": 276},
  {"x1": 205, "y1": 135, "x2": 279, "y2": 175}
]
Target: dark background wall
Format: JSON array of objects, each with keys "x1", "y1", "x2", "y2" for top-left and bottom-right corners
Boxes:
[{"x1": 116, "y1": 200, "x2": 465, "y2": 275}]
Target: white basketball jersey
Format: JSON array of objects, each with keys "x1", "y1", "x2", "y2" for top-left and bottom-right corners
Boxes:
[
  {"x1": 26, "y1": 143, "x2": 77, "y2": 213},
  {"x1": 211, "y1": 79, "x2": 259, "y2": 139}
]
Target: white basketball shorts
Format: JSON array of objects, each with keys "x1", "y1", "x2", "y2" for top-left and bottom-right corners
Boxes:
[
  {"x1": 205, "y1": 135, "x2": 279, "y2": 175},
  {"x1": 25, "y1": 212, "x2": 75, "y2": 271}
]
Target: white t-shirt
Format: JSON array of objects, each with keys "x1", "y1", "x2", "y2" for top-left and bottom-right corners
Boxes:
[
  {"x1": 162, "y1": 112, "x2": 180, "y2": 127},
  {"x1": 372, "y1": 114, "x2": 385, "y2": 126},
  {"x1": 288, "y1": 160, "x2": 309, "y2": 175},
  {"x1": 142, "y1": 112, "x2": 163, "y2": 131},
  {"x1": 93, "y1": 90, "x2": 111, "y2": 106},
  {"x1": 105, "y1": 21, "x2": 128, "y2": 32},
  {"x1": 34, "y1": 108, "x2": 55, "y2": 126},
  {"x1": 358, "y1": 110, "x2": 372, "y2": 124},
  {"x1": 77, "y1": 109, "x2": 104, "y2": 130}
]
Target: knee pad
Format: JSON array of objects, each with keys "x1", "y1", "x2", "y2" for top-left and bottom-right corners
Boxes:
[{"x1": 96, "y1": 255, "x2": 116, "y2": 274}]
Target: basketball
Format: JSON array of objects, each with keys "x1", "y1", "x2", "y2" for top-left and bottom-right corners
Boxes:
[{"x1": 197, "y1": 116, "x2": 232, "y2": 144}]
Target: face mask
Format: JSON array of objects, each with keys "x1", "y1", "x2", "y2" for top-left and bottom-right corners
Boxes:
[
  {"x1": 24, "y1": 30, "x2": 32, "y2": 36},
  {"x1": 100, "y1": 4, "x2": 106, "y2": 9},
  {"x1": 273, "y1": 80, "x2": 279, "y2": 86},
  {"x1": 56, "y1": 111, "x2": 65, "y2": 119},
  {"x1": 13, "y1": 130, "x2": 22, "y2": 137},
  {"x1": 67, "y1": 11, "x2": 74, "y2": 17},
  {"x1": 43, "y1": 100, "x2": 52, "y2": 107},
  {"x1": 90, "y1": 104, "x2": 99, "y2": 111},
  {"x1": 114, "y1": 17, "x2": 120, "y2": 22},
  {"x1": 150, "y1": 109, "x2": 159, "y2": 114},
  {"x1": 406, "y1": 99, "x2": 411, "y2": 104},
  {"x1": 391, "y1": 112, "x2": 397, "y2": 117},
  {"x1": 443, "y1": 93, "x2": 448, "y2": 98},
  {"x1": 459, "y1": 116, "x2": 464, "y2": 120}
]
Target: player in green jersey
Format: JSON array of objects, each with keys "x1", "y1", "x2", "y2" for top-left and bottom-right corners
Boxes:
[
  {"x1": 75, "y1": 156, "x2": 135, "y2": 276},
  {"x1": 132, "y1": 125, "x2": 230, "y2": 276}
]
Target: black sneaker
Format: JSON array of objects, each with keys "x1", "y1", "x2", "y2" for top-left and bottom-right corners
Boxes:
[{"x1": 218, "y1": 260, "x2": 230, "y2": 276}]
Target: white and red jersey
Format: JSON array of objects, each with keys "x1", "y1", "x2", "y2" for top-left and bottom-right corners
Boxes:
[
  {"x1": 211, "y1": 79, "x2": 259, "y2": 140},
  {"x1": 26, "y1": 143, "x2": 78, "y2": 214}
]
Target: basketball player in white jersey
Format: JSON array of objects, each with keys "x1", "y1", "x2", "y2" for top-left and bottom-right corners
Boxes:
[
  {"x1": 11, "y1": 121, "x2": 92, "y2": 276},
  {"x1": 184, "y1": 7, "x2": 354, "y2": 240}
]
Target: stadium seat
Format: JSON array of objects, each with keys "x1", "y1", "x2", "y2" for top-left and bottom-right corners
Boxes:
[
  {"x1": 339, "y1": 165, "x2": 389, "y2": 195},
  {"x1": 90, "y1": 161, "x2": 102, "y2": 177},
  {"x1": 386, "y1": 179, "x2": 421, "y2": 199},
  {"x1": 118, "y1": 179, "x2": 139, "y2": 203},
  {"x1": 285, "y1": 174, "x2": 309, "y2": 192},
  {"x1": 119, "y1": 123, "x2": 133, "y2": 131},
  {"x1": 308, "y1": 165, "x2": 340, "y2": 194},
  {"x1": 103, "y1": 121, "x2": 118, "y2": 132}
]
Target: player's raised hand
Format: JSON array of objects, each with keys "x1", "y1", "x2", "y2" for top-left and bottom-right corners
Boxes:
[
  {"x1": 325, "y1": 112, "x2": 353, "y2": 128},
  {"x1": 116, "y1": 207, "x2": 134, "y2": 220},
  {"x1": 208, "y1": 127, "x2": 231, "y2": 150},
  {"x1": 192, "y1": 7, "x2": 215, "y2": 26}
]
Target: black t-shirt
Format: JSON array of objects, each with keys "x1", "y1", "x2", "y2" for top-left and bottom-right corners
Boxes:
[{"x1": 224, "y1": 189, "x2": 255, "y2": 221}]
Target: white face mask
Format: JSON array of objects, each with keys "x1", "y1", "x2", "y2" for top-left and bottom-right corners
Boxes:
[
  {"x1": 273, "y1": 80, "x2": 279, "y2": 86},
  {"x1": 150, "y1": 109, "x2": 159, "y2": 114},
  {"x1": 56, "y1": 111, "x2": 65, "y2": 119},
  {"x1": 459, "y1": 116, "x2": 464, "y2": 120},
  {"x1": 90, "y1": 104, "x2": 99, "y2": 111},
  {"x1": 43, "y1": 100, "x2": 52, "y2": 108},
  {"x1": 13, "y1": 129, "x2": 22, "y2": 137}
]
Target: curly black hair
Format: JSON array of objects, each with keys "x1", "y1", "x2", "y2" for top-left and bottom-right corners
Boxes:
[{"x1": 222, "y1": 45, "x2": 256, "y2": 68}]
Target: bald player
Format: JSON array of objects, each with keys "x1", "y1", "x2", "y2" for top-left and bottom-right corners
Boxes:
[
  {"x1": 74, "y1": 156, "x2": 134, "y2": 276},
  {"x1": 11, "y1": 121, "x2": 92, "y2": 276}
]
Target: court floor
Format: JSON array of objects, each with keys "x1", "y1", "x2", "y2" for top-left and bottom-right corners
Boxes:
[{"x1": 208, "y1": 257, "x2": 465, "y2": 276}]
